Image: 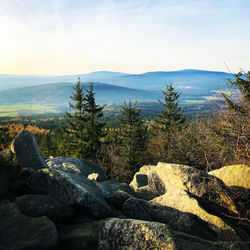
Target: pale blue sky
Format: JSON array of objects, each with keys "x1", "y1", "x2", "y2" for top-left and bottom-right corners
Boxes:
[{"x1": 0, "y1": 0, "x2": 249, "y2": 74}]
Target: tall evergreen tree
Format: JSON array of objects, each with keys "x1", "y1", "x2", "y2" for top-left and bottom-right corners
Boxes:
[
  {"x1": 83, "y1": 83, "x2": 105, "y2": 160},
  {"x1": 66, "y1": 77, "x2": 87, "y2": 158},
  {"x1": 118, "y1": 101, "x2": 148, "y2": 177},
  {"x1": 153, "y1": 83, "x2": 185, "y2": 133},
  {"x1": 151, "y1": 83, "x2": 185, "y2": 161},
  {"x1": 65, "y1": 79, "x2": 105, "y2": 160}
]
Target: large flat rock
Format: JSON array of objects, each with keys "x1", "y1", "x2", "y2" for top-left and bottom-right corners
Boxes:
[
  {"x1": 46, "y1": 157, "x2": 107, "y2": 181},
  {"x1": 27, "y1": 168, "x2": 112, "y2": 218}
]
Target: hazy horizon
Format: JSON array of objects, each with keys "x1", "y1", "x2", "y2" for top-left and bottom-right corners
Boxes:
[{"x1": 0, "y1": 0, "x2": 249, "y2": 75}]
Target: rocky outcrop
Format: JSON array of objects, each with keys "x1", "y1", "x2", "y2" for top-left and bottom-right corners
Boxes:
[
  {"x1": 152, "y1": 191, "x2": 240, "y2": 241},
  {"x1": 209, "y1": 165, "x2": 250, "y2": 189},
  {"x1": 132, "y1": 162, "x2": 242, "y2": 241},
  {"x1": 11, "y1": 130, "x2": 48, "y2": 170},
  {"x1": 0, "y1": 200, "x2": 58, "y2": 249},
  {"x1": 46, "y1": 157, "x2": 107, "y2": 181},
  {"x1": 15, "y1": 194, "x2": 74, "y2": 223},
  {"x1": 1, "y1": 130, "x2": 249, "y2": 249},
  {"x1": 27, "y1": 168, "x2": 111, "y2": 218},
  {"x1": 148, "y1": 163, "x2": 237, "y2": 212},
  {"x1": 123, "y1": 197, "x2": 216, "y2": 241},
  {"x1": 107, "y1": 191, "x2": 216, "y2": 240}
]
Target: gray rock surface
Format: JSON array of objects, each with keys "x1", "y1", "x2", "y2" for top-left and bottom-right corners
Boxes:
[
  {"x1": 15, "y1": 194, "x2": 74, "y2": 223},
  {"x1": 106, "y1": 190, "x2": 133, "y2": 209},
  {"x1": 95, "y1": 180, "x2": 134, "y2": 198},
  {"x1": 46, "y1": 157, "x2": 107, "y2": 181},
  {"x1": 11, "y1": 130, "x2": 48, "y2": 170},
  {"x1": 0, "y1": 200, "x2": 58, "y2": 250},
  {"x1": 97, "y1": 218, "x2": 178, "y2": 250},
  {"x1": 27, "y1": 168, "x2": 112, "y2": 218},
  {"x1": 122, "y1": 197, "x2": 216, "y2": 240}
]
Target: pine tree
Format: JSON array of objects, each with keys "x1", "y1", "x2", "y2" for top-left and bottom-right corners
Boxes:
[
  {"x1": 66, "y1": 80, "x2": 105, "y2": 160},
  {"x1": 151, "y1": 83, "x2": 186, "y2": 161},
  {"x1": 153, "y1": 83, "x2": 185, "y2": 133},
  {"x1": 118, "y1": 101, "x2": 148, "y2": 176},
  {"x1": 83, "y1": 83, "x2": 105, "y2": 160},
  {"x1": 66, "y1": 77, "x2": 88, "y2": 158}
]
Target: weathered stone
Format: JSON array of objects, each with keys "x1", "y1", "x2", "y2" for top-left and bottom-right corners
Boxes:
[
  {"x1": 97, "y1": 218, "x2": 178, "y2": 250},
  {"x1": 123, "y1": 197, "x2": 152, "y2": 221},
  {"x1": 46, "y1": 157, "x2": 107, "y2": 181},
  {"x1": 148, "y1": 163, "x2": 237, "y2": 211},
  {"x1": 152, "y1": 191, "x2": 240, "y2": 241},
  {"x1": 144, "y1": 163, "x2": 241, "y2": 241},
  {"x1": 130, "y1": 165, "x2": 158, "y2": 200},
  {"x1": 15, "y1": 194, "x2": 74, "y2": 223},
  {"x1": 130, "y1": 165, "x2": 155, "y2": 190},
  {"x1": 58, "y1": 223, "x2": 97, "y2": 250},
  {"x1": 95, "y1": 180, "x2": 134, "y2": 198},
  {"x1": 209, "y1": 165, "x2": 250, "y2": 189},
  {"x1": 123, "y1": 197, "x2": 216, "y2": 240},
  {"x1": 106, "y1": 190, "x2": 133, "y2": 209},
  {"x1": 27, "y1": 168, "x2": 111, "y2": 218},
  {"x1": 11, "y1": 130, "x2": 48, "y2": 170},
  {"x1": 0, "y1": 200, "x2": 58, "y2": 250}
]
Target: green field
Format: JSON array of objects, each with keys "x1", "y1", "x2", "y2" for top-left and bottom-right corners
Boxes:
[{"x1": 0, "y1": 105, "x2": 57, "y2": 117}]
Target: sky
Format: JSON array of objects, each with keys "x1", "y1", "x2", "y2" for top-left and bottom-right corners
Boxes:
[{"x1": 0, "y1": 0, "x2": 249, "y2": 75}]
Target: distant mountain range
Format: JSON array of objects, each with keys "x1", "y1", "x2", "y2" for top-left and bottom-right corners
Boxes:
[
  {"x1": 0, "y1": 82, "x2": 161, "y2": 106},
  {"x1": 0, "y1": 69, "x2": 233, "y2": 107}
]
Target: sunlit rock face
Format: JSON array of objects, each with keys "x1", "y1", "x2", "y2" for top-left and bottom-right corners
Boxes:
[
  {"x1": 46, "y1": 157, "x2": 107, "y2": 181},
  {"x1": 209, "y1": 164, "x2": 250, "y2": 189}
]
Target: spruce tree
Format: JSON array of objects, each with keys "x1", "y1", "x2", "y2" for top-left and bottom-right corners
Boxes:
[
  {"x1": 118, "y1": 101, "x2": 148, "y2": 177},
  {"x1": 83, "y1": 83, "x2": 105, "y2": 160},
  {"x1": 66, "y1": 79, "x2": 105, "y2": 160},
  {"x1": 66, "y1": 78, "x2": 88, "y2": 159},
  {"x1": 151, "y1": 83, "x2": 185, "y2": 161},
  {"x1": 153, "y1": 83, "x2": 185, "y2": 133}
]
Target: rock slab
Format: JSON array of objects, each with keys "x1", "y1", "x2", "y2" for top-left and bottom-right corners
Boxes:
[
  {"x1": 11, "y1": 130, "x2": 48, "y2": 170},
  {"x1": 46, "y1": 157, "x2": 107, "y2": 181},
  {"x1": 27, "y1": 168, "x2": 111, "y2": 218}
]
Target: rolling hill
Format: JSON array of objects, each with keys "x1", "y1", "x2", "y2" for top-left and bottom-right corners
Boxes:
[
  {"x1": 0, "y1": 69, "x2": 233, "y2": 91},
  {"x1": 0, "y1": 82, "x2": 161, "y2": 106}
]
